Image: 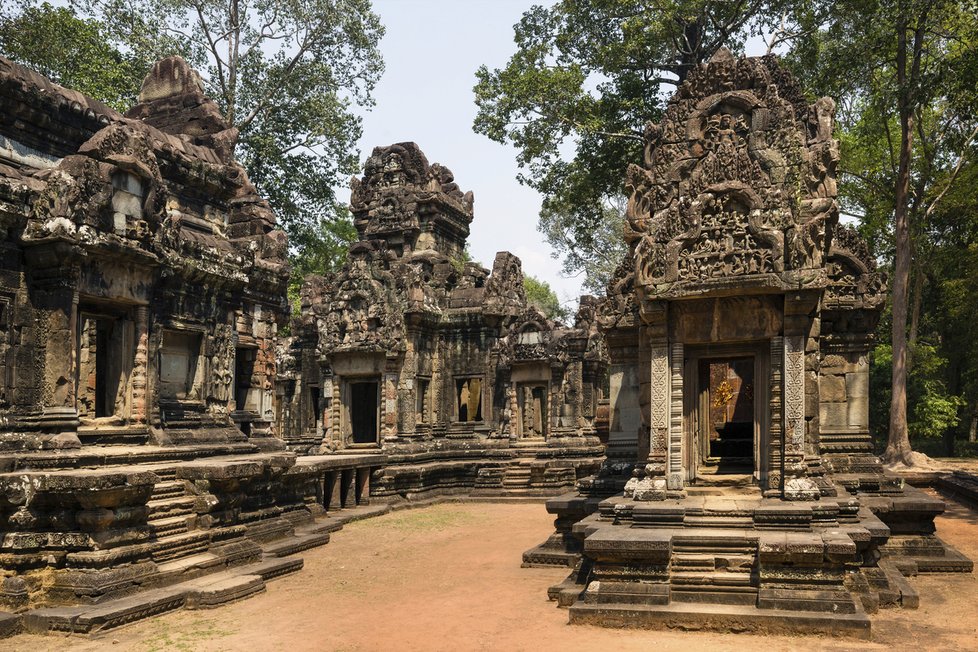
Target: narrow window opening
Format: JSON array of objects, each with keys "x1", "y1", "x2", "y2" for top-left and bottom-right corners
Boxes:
[{"x1": 455, "y1": 377, "x2": 482, "y2": 422}]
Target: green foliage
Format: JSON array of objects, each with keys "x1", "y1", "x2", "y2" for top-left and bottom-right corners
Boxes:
[
  {"x1": 0, "y1": 2, "x2": 148, "y2": 112},
  {"x1": 871, "y1": 342, "x2": 965, "y2": 442},
  {"x1": 524, "y1": 275, "x2": 570, "y2": 323},
  {"x1": 473, "y1": 0, "x2": 784, "y2": 290},
  {"x1": 539, "y1": 196, "x2": 626, "y2": 294}
]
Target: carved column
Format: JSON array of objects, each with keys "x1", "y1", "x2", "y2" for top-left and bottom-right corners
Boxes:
[
  {"x1": 644, "y1": 301, "x2": 670, "y2": 478},
  {"x1": 668, "y1": 342, "x2": 684, "y2": 490},
  {"x1": 648, "y1": 344, "x2": 670, "y2": 476},
  {"x1": 767, "y1": 337, "x2": 784, "y2": 494},
  {"x1": 782, "y1": 293, "x2": 821, "y2": 499},
  {"x1": 131, "y1": 305, "x2": 149, "y2": 424},
  {"x1": 30, "y1": 260, "x2": 82, "y2": 441}
]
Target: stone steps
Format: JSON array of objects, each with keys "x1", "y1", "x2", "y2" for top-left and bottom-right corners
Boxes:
[
  {"x1": 147, "y1": 495, "x2": 196, "y2": 519},
  {"x1": 148, "y1": 515, "x2": 194, "y2": 538},
  {"x1": 569, "y1": 599, "x2": 872, "y2": 638},
  {"x1": 150, "y1": 530, "x2": 211, "y2": 562},
  {"x1": 19, "y1": 557, "x2": 304, "y2": 635},
  {"x1": 261, "y1": 533, "x2": 331, "y2": 558},
  {"x1": 153, "y1": 552, "x2": 224, "y2": 585},
  {"x1": 151, "y1": 480, "x2": 187, "y2": 501},
  {"x1": 670, "y1": 570, "x2": 754, "y2": 586}
]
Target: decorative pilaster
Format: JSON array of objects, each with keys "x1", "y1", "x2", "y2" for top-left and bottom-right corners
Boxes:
[
  {"x1": 648, "y1": 343, "x2": 670, "y2": 476},
  {"x1": 782, "y1": 334, "x2": 819, "y2": 500},
  {"x1": 668, "y1": 342, "x2": 684, "y2": 491},
  {"x1": 768, "y1": 337, "x2": 784, "y2": 494}
]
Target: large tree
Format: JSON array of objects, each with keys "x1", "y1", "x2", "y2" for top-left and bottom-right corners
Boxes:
[
  {"x1": 473, "y1": 0, "x2": 786, "y2": 292},
  {"x1": 783, "y1": 0, "x2": 978, "y2": 466},
  {"x1": 1, "y1": 0, "x2": 384, "y2": 284},
  {"x1": 524, "y1": 275, "x2": 570, "y2": 323}
]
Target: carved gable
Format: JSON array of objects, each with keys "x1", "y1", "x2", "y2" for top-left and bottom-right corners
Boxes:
[{"x1": 627, "y1": 51, "x2": 841, "y2": 299}]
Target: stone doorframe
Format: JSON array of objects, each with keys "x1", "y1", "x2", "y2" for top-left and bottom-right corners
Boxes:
[
  {"x1": 649, "y1": 338, "x2": 785, "y2": 493},
  {"x1": 681, "y1": 342, "x2": 771, "y2": 488}
]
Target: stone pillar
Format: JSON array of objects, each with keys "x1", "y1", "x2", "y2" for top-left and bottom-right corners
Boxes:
[
  {"x1": 767, "y1": 337, "x2": 784, "y2": 494},
  {"x1": 32, "y1": 265, "x2": 81, "y2": 444},
  {"x1": 326, "y1": 471, "x2": 342, "y2": 511},
  {"x1": 131, "y1": 305, "x2": 149, "y2": 424},
  {"x1": 382, "y1": 365, "x2": 399, "y2": 443},
  {"x1": 643, "y1": 300, "x2": 669, "y2": 478},
  {"x1": 667, "y1": 342, "x2": 684, "y2": 491},
  {"x1": 356, "y1": 467, "x2": 371, "y2": 505},
  {"x1": 648, "y1": 343, "x2": 670, "y2": 477},
  {"x1": 783, "y1": 294, "x2": 820, "y2": 500},
  {"x1": 321, "y1": 373, "x2": 334, "y2": 445},
  {"x1": 399, "y1": 336, "x2": 418, "y2": 437},
  {"x1": 341, "y1": 469, "x2": 356, "y2": 508}
]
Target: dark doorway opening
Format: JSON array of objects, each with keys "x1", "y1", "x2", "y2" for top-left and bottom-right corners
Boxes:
[
  {"x1": 699, "y1": 357, "x2": 754, "y2": 476},
  {"x1": 350, "y1": 381, "x2": 379, "y2": 444},
  {"x1": 78, "y1": 314, "x2": 128, "y2": 421},
  {"x1": 455, "y1": 377, "x2": 482, "y2": 422},
  {"x1": 307, "y1": 384, "x2": 321, "y2": 434},
  {"x1": 517, "y1": 383, "x2": 547, "y2": 437},
  {"x1": 234, "y1": 348, "x2": 256, "y2": 412}
]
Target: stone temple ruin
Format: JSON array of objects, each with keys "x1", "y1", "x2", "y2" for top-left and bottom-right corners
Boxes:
[
  {"x1": 0, "y1": 55, "x2": 608, "y2": 632},
  {"x1": 527, "y1": 50, "x2": 972, "y2": 637},
  {"x1": 0, "y1": 49, "x2": 972, "y2": 639},
  {"x1": 277, "y1": 141, "x2": 609, "y2": 499}
]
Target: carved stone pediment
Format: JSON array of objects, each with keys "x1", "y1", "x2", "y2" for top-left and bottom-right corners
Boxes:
[
  {"x1": 494, "y1": 309, "x2": 565, "y2": 367},
  {"x1": 317, "y1": 241, "x2": 405, "y2": 355},
  {"x1": 627, "y1": 55, "x2": 839, "y2": 300},
  {"x1": 825, "y1": 224, "x2": 886, "y2": 312},
  {"x1": 349, "y1": 142, "x2": 473, "y2": 257}
]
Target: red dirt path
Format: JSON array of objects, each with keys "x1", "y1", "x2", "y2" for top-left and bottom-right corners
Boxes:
[{"x1": 8, "y1": 495, "x2": 978, "y2": 651}]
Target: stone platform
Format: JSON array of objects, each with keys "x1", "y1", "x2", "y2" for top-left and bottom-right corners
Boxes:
[
  {"x1": 538, "y1": 478, "x2": 972, "y2": 638},
  {"x1": 0, "y1": 444, "x2": 384, "y2": 615}
]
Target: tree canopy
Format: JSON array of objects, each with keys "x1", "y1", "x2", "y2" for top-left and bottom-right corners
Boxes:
[
  {"x1": 0, "y1": 2, "x2": 148, "y2": 112},
  {"x1": 473, "y1": 0, "x2": 786, "y2": 291},
  {"x1": 524, "y1": 275, "x2": 570, "y2": 323},
  {"x1": 781, "y1": 0, "x2": 978, "y2": 464}
]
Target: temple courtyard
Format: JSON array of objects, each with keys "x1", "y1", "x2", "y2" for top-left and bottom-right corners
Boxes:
[{"x1": 6, "y1": 491, "x2": 978, "y2": 652}]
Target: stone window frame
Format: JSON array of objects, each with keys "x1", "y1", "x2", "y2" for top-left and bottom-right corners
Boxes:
[
  {"x1": 110, "y1": 170, "x2": 145, "y2": 235},
  {"x1": 453, "y1": 375, "x2": 484, "y2": 424},
  {"x1": 158, "y1": 328, "x2": 205, "y2": 402},
  {"x1": 415, "y1": 376, "x2": 431, "y2": 424}
]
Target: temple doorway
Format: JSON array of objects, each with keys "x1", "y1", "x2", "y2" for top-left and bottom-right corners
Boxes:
[
  {"x1": 349, "y1": 380, "x2": 379, "y2": 444},
  {"x1": 699, "y1": 357, "x2": 754, "y2": 475},
  {"x1": 684, "y1": 346, "x2": 767, "y2": 486},
  {"x1": 77, "y1": 310, "x2": 133, "y2": 423}
]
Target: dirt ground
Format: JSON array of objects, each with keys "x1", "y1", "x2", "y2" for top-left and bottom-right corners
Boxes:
[{"x1": 8, "y1": 495, "x2": 978, "y2": 652}]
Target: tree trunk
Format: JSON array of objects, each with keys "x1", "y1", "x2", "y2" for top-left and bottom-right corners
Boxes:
[
  {"x1": 908, "y1": 259, "x2": 923, "y2": 348},
  {"x1": 884, "y1": 18, "x2": 917, "y2": 467}
]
